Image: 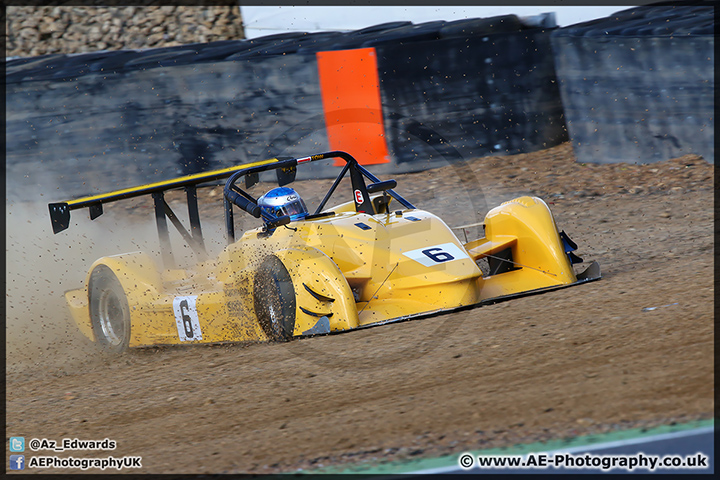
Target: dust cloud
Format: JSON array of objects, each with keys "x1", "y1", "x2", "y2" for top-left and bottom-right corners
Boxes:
[
  {"x1": 5, "y1": 167, "x2": 495, "y2": 374},
  {"x1": 6, "y1": 198, "x2": 187, "y2": 374}
]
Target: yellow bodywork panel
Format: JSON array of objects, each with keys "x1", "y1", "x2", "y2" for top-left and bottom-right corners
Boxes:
[
  {"x1": 274, "y1": 247, "x2": 359, "y2": 333},
  {"x1": 473, "y1": 196, "x2": 577, "y2": 300},
  {"x1": 67, "y1": 195, "x2": 589, "y2": 349}
]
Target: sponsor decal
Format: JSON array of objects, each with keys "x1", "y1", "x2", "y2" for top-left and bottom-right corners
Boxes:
[{"x1": 354, "y1": 189, "x2": 364, "y2": 204}]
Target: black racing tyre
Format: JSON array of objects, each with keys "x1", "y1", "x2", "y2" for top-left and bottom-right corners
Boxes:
[
  {"x1": 89, "y1": 265, "x2": 131, "y2": 354},
  {"x1": 253, "y1": 256, "x2": 296, "y2": 341}
]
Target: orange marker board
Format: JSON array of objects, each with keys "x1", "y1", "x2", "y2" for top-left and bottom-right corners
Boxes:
[{"x1": 316, "y1": 48, "x2": 390, "y2": 166}]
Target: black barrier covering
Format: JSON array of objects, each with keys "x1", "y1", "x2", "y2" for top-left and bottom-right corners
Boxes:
[
  {"x1": 6, "y1": 14, "x2": 567, "y2": 199},
  {"x1": 376, "y1": 29, "x2": 567, "y2": 166},
  {"x1": 551, "y1": 2, "x2": 714, "y2": 164},
  {"x1": 6, "y1": 53, "x2": 331, "y2": 198}
]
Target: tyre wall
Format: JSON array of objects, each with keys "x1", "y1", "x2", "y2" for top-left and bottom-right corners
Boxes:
[
  {"x1": 6, "y1": 51, "x2": 328, "y2": 197},
  {"x1": 6, "y1": 15, "x2": 563, "y2": 198},
  {"x1": 551, "y1": 3, "x2": 714, "y2": 164},
  {"x1": 376, "y1": 30, "x2": 566, "y2": 167}
]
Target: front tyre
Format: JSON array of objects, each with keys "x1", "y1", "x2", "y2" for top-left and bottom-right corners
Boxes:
[
  {"x1": 89, "y1": 265, "x2": 131, "y2": 353},
  {"x1": 254, "y1": 256, "x2": 296, "y2": 341}
]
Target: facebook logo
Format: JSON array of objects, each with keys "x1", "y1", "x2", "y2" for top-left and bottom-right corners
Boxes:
[{"x1": 10, "y1": 455, "x2": 25, "y2": 470}]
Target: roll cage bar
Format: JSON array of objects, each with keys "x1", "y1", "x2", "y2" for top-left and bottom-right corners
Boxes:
[
  {"x1": 222, "y1": 151, "x2": 414, "y2": 243},
  {"x1": 49, "y1": 151, "x2": 414, "y2": 269}
]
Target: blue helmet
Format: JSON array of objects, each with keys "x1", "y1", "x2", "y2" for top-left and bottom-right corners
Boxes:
[{"x1": 257, "y1": 187, "x2": 308, "y2": 223}]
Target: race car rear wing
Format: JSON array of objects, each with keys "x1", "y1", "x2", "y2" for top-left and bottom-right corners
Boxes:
[
  {"x1": 48, "y1": 158, "x2": 277, "y2": 235},
  {"x1": 49, "y1": 151, "x2": 414, "y2": 269},
  {"x1": 49, "y1": 157, "x2": 280, "y2": 268}
]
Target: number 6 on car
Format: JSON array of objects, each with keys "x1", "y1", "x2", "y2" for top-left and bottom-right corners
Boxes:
[
  {"x1": 173, "y1": 296, "x2": 203, "y2": 341},
  {"x1": 403, "y1": 243, "x2": 466, "y2": 267},
  {"x1": 48, "y1": 150, "x2": 600, "y2": 353}
]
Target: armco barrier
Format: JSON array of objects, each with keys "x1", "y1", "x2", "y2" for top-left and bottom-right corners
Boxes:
[
  {"x1": 6, "y1": 15, "x2": 565, "y2": 199},
  {"x1": 551, "y1": 3, "x2": 714, "y2": 164}
]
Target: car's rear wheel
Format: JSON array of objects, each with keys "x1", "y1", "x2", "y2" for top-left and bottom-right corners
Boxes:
[
  {"x1": 89, "y1": 265, "x2": 131, "y2": 354},
  {"x1": 254, "y1": 256, "x2": 296, "y2": 341}
]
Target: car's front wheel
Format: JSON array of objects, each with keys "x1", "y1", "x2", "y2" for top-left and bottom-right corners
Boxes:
[
  {"x1": 89, "y1": 265, "x2": 131, "y2": 353},
  {"x1": 253, "y1": 256, "x2": 296, "y2": 341}
]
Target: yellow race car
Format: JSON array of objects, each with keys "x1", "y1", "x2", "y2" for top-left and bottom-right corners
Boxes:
[{"x1": 49, "y1": 151, "x2": 600, "y2": 353}]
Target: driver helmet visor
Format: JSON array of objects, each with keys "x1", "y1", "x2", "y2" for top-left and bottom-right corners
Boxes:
[{"x1": 272, "y1": 198, "x2": 307, "y2": 218}]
